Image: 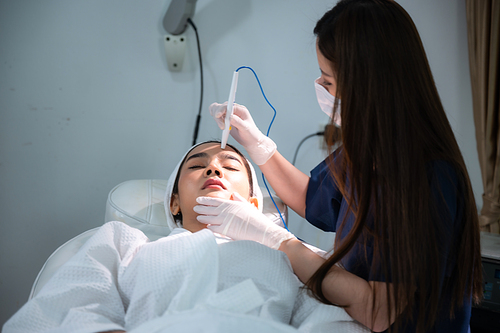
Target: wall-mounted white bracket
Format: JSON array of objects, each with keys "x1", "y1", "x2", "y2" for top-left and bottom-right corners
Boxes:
[{"x1": 164, "y1": 34, "x2": 186, "y2": 72}]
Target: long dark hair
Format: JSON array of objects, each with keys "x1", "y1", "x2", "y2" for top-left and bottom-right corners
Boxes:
[{"x1": 307, "y1": 1, "x2": 482, "y2": 331}]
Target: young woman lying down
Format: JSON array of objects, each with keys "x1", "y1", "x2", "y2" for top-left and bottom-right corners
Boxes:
[{"x1": 3, "y1": 141, "x2": 368, "y2": 333}]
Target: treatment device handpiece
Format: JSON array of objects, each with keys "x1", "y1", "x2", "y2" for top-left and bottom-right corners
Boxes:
[{"x1": 221, "y1": 71, "x2": 239, "y2": 149}]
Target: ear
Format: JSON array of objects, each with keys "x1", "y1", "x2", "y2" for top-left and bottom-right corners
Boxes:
[
  {"x1": 249, "y1": 197, "x2": 259, "y2": 209},
  {"x1": 170, "y1": 194, "x2": 181, "y2": 215}
]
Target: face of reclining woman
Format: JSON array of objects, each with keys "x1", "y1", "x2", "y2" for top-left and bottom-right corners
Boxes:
[{"x1": 170, "y1": 142, "x2": 258, "y2": 232}]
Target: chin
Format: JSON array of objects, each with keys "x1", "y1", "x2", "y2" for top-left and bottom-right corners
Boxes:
[{"x1": 203, "y1": 191, "x2": 231, "y2": 200}]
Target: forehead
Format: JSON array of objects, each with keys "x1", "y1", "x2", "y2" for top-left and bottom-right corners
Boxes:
[{"x1": 185, "y1": 143, "x2": 244, "y2": 163}]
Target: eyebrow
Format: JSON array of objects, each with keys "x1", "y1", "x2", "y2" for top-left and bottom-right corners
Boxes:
[
  {"x1": 320, "y1": 68, "x2": 333, "y2": 77},
  {"x1": 220, "y1": 153, "x2": 243, "y2": 164},
  {"x1": 186, "y1": 152, "x2": 209, "y2": 162},
  {"x1": 186, "y1": 152, "x2": 242, "y2": 165}
]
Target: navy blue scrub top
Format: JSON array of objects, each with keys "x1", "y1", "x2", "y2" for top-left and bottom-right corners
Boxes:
[{"x1": 305, "y1": 149, "x2": 472, "y2": 333}]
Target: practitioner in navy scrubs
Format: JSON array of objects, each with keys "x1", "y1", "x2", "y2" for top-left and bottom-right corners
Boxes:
[{"x1": 199, "y1": 1, "x2": 483, "y2": 332}]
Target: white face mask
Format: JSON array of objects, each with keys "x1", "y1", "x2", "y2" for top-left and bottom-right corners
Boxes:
[{"x1": 314, "y1": 78, "x2": 341, "y2": 127}]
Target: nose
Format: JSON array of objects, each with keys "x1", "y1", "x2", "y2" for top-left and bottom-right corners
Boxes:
[{"x1": 204, "y1": 165, "x2": 222, "y2": 177}]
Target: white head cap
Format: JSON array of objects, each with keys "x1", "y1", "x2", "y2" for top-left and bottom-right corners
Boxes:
[{"x1": 164, "y1": 141, "x2": 263, "y2": 231}]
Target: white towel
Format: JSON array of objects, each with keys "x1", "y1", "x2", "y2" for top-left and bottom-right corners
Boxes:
[{"x1": 3, "y1": 221, "x2": 368, "y2": 333}]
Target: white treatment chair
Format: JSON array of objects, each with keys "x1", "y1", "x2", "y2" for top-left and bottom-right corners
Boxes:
[{"x1": 29, "y1": 179, "x2": 288, "y2": 299}]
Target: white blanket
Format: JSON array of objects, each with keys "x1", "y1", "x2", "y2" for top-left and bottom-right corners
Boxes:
[{"x1": 3, "y1": 222, "x2": 368, "y2": 333}]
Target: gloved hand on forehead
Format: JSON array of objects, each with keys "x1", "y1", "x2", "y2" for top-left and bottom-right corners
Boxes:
[
  {"x1": 209, "y1": 102, "x2": 277, "y2": 166},
  {"x1": 194, "y1": 192, "x2": 295, "y2": 250}
]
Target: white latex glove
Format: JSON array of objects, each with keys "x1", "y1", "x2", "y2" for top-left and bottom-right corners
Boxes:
[
  {"x1": 209, "y1": 102, "x2": 277, "y2": 165},
  {"x1": 194, "y1": 192, "x2": 295, "y2": 250}
]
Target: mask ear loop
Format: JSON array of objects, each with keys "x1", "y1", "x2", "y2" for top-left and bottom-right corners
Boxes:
[{"x1": 234, "y1": 66, "x2": 289, "y2": 231}]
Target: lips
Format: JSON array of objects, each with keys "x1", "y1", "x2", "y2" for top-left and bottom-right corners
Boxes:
[{"x1": 202, "y1": 178, "x2": 226, "y2": 190}]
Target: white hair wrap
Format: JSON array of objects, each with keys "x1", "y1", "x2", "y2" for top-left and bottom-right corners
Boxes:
[{"x1": 164, "y1": 141, "x2": 263, "y2": 231}]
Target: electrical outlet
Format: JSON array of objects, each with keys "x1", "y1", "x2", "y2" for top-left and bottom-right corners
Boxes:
[{"x1": 164, "y1": 34, "x2": 186, "y2": 72}]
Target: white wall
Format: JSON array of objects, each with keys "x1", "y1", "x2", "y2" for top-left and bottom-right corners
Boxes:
[{"x1": 0, "y1": 0, "x2": 481, "y2": 325}]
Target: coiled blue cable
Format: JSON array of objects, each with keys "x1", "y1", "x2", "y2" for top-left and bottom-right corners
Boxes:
[{"x1": 234, "y1": 66, "x2": 289, "y2": 231}]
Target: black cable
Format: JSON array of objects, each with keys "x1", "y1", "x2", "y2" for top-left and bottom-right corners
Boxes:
[
  {"x1": 292, "y1": 131, "x2": 324, "y2": 166},
  {"x1": 187, "y1": 18, "x2": 203, "y2": 146}
]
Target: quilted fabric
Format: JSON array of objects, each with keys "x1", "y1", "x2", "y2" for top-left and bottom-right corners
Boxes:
[{"x1": 3, "y1": 221, "x2": 368, "y2": 333}]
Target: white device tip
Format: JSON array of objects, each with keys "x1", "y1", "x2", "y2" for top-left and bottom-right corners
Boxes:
[{"x1": 221, "y1": 71, "x2": 239, "y2": 149}]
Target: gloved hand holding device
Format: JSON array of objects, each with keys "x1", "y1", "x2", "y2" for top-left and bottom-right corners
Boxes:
[
  {"x1": 209, "y1": 102, "x2": 277, "y2": 165},
  {"x1": 194, "y1": 192, "x2": 295, "y2": 250}
]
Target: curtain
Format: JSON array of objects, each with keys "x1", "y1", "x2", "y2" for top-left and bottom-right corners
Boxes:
[{"x1": 466, "y1": 0, "x2": 500, "y2": 233}]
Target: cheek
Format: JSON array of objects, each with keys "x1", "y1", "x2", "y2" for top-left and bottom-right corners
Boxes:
[
  {"x1": 227, "y1": 174, "x2": 251, "y2": 199},
  {"x1": 177, "y1": 176, "x2": 198, "y2": 209}
]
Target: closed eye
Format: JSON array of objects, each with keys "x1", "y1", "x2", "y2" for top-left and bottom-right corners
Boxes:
[
  {"x1": 188, "y1": 165, "x2": 204, "y2": 169},
  {"x1": 320, "y1": 77, "x2": 332, "y2": 86}
]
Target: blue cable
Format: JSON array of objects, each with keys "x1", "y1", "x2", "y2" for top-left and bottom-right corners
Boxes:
[{"x1": 235, "y1": 66, "x2": 289, "y2": 231}]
